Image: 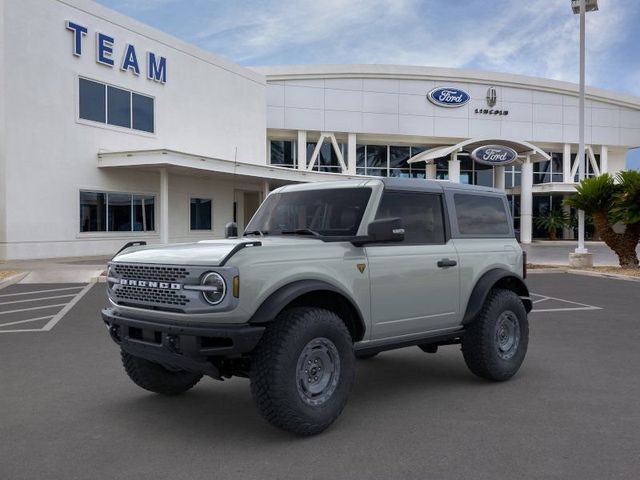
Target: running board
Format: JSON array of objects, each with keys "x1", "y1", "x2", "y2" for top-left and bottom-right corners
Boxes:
[{"x1": 354, "y1": 329, "x2": 464, "y2": 357}]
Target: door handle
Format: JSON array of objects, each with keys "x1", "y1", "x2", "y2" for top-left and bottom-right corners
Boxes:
[{"x1": 437, "y1": 258, "x2": 457, "y2": 268}]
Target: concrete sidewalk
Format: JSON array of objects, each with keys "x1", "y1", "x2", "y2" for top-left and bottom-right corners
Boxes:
[
  {"x1": 0, "y1": 256, "x2": 109, "y2": 284},
  {"x1": 522, "y1": 241, "x2": 639, "y2": 266}
]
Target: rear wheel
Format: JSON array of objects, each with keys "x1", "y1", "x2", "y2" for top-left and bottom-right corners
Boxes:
[
  {"x1": 250, "y1": 307, "x2": 355, "y2": 435},
  {"x1": 462, "y1": 289, "x2": 529, "y2": 381},
  {"x1": 121, "y1": 350, "x2": 202, "y2": 395}
]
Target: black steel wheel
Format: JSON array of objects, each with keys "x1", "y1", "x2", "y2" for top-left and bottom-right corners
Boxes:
[
  {"x1": 462, "y1": 289, "x2": 529, "y2": 381},
  {"x1": 250, "y1": 307, "x2": 355, "y2": 435}
]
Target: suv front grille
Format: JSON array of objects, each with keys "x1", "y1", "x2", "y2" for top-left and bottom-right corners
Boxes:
[
  {"x1": 113, "y1": 264, "x2": 190, "y2": 282},
  {"x1": 115, "y1": 285, "x2": 190, "y2": 307}
]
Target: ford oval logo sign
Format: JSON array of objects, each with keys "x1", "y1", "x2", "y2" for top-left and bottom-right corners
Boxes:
[
  {"x1": 427, "y1": 87, "x2": 470, "y2": 108},
  {"x1": 471, "y1": 145, "x2": 519, "y2": 166}
]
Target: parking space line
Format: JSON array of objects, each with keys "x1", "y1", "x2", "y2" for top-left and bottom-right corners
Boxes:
[
  {"x1": 0, "y1": 286, "x2": 84, "y2": 298},
  {"x1": 533, "y1": 306, "x2": 601, "y2": 313},
  {"x1": 0, "y1": 315, "x2": 54, "y2": 328},
  {"x1": 0, "y1": 293, "x2": 78, "y2": 306},
  {"x1": 530, "y1": 292, "x2": 602, "y2": 313},
  {"x1": 0, "y1": 303, "x2": 68, "y2": 316},
  {"x1": 42, "y1": 283, "x2": 94, "y2": 331}
]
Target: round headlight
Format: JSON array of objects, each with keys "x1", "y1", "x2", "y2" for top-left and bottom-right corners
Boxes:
[{"x1": 201, "y1": 272, "x2": 226, "y2": 305}]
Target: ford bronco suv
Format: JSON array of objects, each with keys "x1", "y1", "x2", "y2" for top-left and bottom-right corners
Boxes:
[{"x1": 102, "y1": 178, "x2": 532, "y2": 435}]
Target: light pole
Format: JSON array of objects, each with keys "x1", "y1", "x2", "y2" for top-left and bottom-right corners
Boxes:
[{"x1": 571, "y1": 0, "x2": 597, "y2": 261}]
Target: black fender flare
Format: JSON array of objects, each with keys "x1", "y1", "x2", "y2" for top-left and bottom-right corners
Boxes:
[
  {"x1": 248, "y1": 280, "x2": 367, "y2": 340},
  {"x1": 462, "y1": 269, "x2": 532, "y2": 325}
]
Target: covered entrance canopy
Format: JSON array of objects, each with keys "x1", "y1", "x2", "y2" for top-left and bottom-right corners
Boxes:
[{"x1": 407, "y1": 138, "x2": 551, "y2": 164}]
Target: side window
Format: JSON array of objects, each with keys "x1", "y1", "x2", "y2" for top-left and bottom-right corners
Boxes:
[
  {"x1": 454, "y1": 194, "x2": 511, "y2": 236},
  {"x1": 375, "y1": 191, "x2": 445, "y2": 244}
]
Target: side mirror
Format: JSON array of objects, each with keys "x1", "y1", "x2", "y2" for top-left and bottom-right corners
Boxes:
[
  {"x1": 224, "y1": 222, "x2": 238, "y2": 238},
  {"x1": 366, "y1": 217, "x2": 405, "y2": 243}
]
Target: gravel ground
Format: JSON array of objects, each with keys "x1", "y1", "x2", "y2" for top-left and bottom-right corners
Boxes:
[{"x1": 0, "y1": 270, "x2": 22, "y2": 281}]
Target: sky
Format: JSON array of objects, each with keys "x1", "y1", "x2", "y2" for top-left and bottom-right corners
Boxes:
[{"x1": 94, "y1": 0, "x2": 640, "y2": 170}]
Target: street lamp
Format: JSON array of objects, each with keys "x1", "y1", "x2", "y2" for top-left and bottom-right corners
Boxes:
[{"x1": 571, "y1": 0, "x2": 597, "y2": 261}]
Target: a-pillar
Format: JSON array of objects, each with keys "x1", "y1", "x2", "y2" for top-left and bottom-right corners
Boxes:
[
  {"x1": 297, "y1": 131, "x2": 307, "y2": 170},
  {"x1": 448, "y1": 153, "x2": 460, "y2": 183},
  {"x1": 520, "y1": 157, "x2": 533, "y2": 244},
  {"x1": 426, "y1": 162, "x2": 437, "y2": 180},
  {"x1": 347, "y1": 133, "x2": 357, "y2": 175},
  {"x1": 494, "y1": 166, "x2": 505, "y2": 190},
  {"x1": 160, "y1": 168, "x2": 169, "y2": 244}
]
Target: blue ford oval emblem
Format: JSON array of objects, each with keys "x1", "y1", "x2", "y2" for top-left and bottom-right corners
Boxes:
[
  {"x1": 427, "y1": 87, "x2": 470, "y2": 108},
  {"x1": 471, "y1": 145, "x2": 518, "y2": 166}
]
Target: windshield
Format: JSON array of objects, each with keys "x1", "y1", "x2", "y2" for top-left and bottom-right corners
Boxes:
[{"x1": 245, "y1": 188, "x2": 372, "y2": 237}]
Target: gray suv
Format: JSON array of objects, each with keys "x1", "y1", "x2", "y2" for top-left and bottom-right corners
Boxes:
[{"x1": 102, "y1": 178, "x2": 532, "y2": 435}]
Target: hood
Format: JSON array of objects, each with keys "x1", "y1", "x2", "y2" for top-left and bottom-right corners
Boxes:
[{"x1": 111, "y1": 236, "x2": 322, "y2": 266}]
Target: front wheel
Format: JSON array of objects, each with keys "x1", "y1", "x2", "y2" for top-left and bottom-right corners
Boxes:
[
  {"x1": 121, "y1": 350, "x2": 202, "y2": 395},
  {"x1": 461, "y1": 289, "x2": 529, "y2": 381},
  {"x1": 250, "y1": 307, "x2": 355, "y2": 435}
]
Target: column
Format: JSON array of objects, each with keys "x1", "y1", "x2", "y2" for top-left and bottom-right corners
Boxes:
[
  {"x1": 263, "y1": 180, "x2": 270, "y2": 202},
  {"x1": 494, "y1": 166, "x2": 505, "y2": 190},
  {"x1": 562, "y1": 197, "x2": 574, "y2": 240},
  {"x1": 520, "y1": 157, "x2": 533, "y2": 244},
  {"x1": 563, "y1": 143, "x2": 572, "y2": 183},
  {"x1": 426, "y1": 163, "x2": 437, "y2": 180},
  {"x1": 448, "y1": 153, "x2": 460, "y2": 183},
  {"x1": 347, "y1": 133, "x2": 357, "y2": 175},
  {"x1": 297, "y1": 130, "x2": 307, "y2": 170},
  {"x1": 600, "y1": 145, "x2": 608, "y2": 174},
  {"x1": 160, "y1": 168, "x2": 169, "y2": 244}
]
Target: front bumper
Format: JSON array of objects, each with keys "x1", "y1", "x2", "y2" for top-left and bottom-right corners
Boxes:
[{"x1": 102, "y1": 308, "x2": 265, "y2": 377}]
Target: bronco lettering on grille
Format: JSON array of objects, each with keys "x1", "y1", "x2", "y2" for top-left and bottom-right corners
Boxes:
[{"x1": 119, "y1": 279, "x2": 181, "y2": 290}]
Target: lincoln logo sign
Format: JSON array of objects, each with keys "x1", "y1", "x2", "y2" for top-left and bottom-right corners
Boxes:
[
  {"x1": 471, "y1": 145, "x2": 518, "y2": 166},
  {"x1": 427, "y1": 87, "x2": 470, "y2": 108}
]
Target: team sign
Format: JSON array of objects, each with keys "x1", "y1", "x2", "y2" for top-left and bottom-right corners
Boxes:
[{"x1": 66, "y1": 21, "x2": 167, "y2": 84}]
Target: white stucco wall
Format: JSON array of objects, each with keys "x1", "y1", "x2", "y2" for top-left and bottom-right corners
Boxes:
[
  {"x1": 1, "y1": 0, "x2": 266, "y2": 259},
  {"x1": 257, "y1": 65, "x2": 640, "y2": 148}
]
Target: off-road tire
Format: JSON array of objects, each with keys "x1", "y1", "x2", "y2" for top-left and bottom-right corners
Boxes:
[
  {"x1": 462, "y1": 288, "x2": 529, "y2": 381},
  {"x1": 250, "y1": 307, "x2": 355, "y2": 436},
  {"x1": 121, "y1": 350, "x2": 202, "y2": 395}
]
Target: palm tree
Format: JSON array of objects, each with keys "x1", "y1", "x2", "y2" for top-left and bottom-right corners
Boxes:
[
  {"x1": 565, "y1": 172, "x2": 640, "y2": 268},
  {"x1": 535, "y1": 209, "x2": 569, "y2": 240}
]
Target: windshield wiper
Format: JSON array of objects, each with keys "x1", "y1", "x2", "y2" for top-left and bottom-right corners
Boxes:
[
  {"x1": 280, "y1": 228, "x2": 321, "y2": 237},
  {"x1": 244, "y1": 230, "x2": 268, "y2": 236}
]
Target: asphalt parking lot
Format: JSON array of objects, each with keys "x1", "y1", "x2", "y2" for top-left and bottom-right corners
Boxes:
[{"x1": 1, "y1": 273, "x2": 639, "y2": 480}]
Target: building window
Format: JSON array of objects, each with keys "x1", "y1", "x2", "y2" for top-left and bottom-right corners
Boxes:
[
  {"x1": 534, "y1": 153, "x2": 564, "y2": 184},
  {"x1": 459, "y1": 153, "x2": 494, "y2": 187},
  {"x1": 505, "y1": 165, "x2": 522, "y2": 188},
  {"x1": 78, "y1": 78, "x2": 154, "y2": 133},
  {"x1": 571, "y1": 153, "x2": 601, "y2": 181},
  {"x1": 306, "y1": 142, "x2": 345, "y2": 173},
  {"x1": 190, "y1": 198, "x2": 212, "y2": 230},
  {"x1": 356, "y1": 145, "x2": 427, "y2": 178},
  {"x1": 270, "y1": 140, "x2": 297, "y2": 168},
  {"x1": 80, "y1": 191, "x2": 155, "y2": 233}
]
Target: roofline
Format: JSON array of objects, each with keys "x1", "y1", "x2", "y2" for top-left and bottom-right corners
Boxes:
[{"x1": 250, "y1": 64, "x2": 640, "y2": 110}]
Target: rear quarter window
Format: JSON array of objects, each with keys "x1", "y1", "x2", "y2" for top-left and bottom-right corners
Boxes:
[{"x1": 453, "y1": 193, "x2": 511, "y2": 236}]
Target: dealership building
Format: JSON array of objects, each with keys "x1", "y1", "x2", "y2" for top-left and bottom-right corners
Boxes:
[{"x1": 1, "y1": 0, "x2": 640, "y2": 260}]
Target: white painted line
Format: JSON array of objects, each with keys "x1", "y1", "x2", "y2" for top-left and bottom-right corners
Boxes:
[
  {"x1": 42, "y1": 283, "x2": 94, "y2": 331},
  {"x1": 534, "y1": 294, "x2": 601, "y2": 309},
  {"x1": 0, "y1": 303, "x2": 67, "y2": 316},
  {"x1": 0, "y1": 315, "x2": 54, "y2": 328},
  {"x1": 0, "y1": 286, "x2": 84, "y2": 298},
  {"x1": 0, "y1": 293, "x2": 78, "y2": 306},
  {"x1": 532, "y1": 306, "x2": 602, "y2": 313},
  {"x1": 532, "y1": 296, "x2": 550, "y2": 304},
  {"x1": 0, "y1": 327, "x2": 54, "y2": 333}
]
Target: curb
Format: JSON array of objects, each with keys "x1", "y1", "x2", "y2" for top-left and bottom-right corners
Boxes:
[
  {"x1": 528, "y1": 266, "x2": 640, "y2": 282},
  {"x1": 566, "y1": 269, "x2": 640, "y2": 283},
  {"x1": 0, "y1": 271, "x2": 29, "y2": 290}
]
